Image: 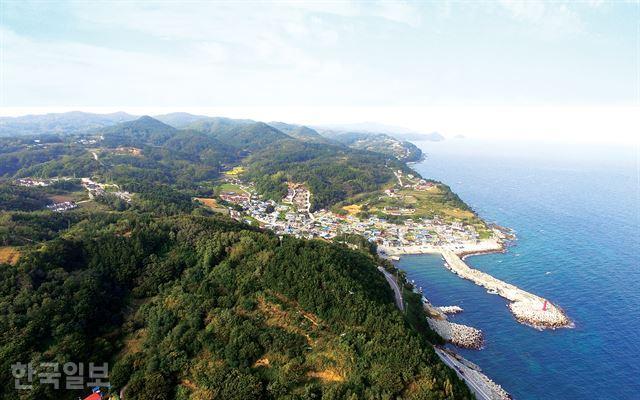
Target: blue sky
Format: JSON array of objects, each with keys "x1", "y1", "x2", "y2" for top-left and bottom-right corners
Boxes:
[{"x1": 0, "y1": 1, "x2": 638, "y2": 142}]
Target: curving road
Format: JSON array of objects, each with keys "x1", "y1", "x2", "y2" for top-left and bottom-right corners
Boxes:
[
  {"x1": 432, "y1": 347, "x2": 507, "y2": 400},
  {"x1": 377, "y1": 265, "x2": 508, "y2": 400},
  {"x1": 377, "y1": 266, "x2": 404, "y2": 311}
]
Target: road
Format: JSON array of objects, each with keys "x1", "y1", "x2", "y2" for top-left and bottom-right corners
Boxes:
[
  {"x1": 393, "y1": 171, "x2": 403, "y2": 187},
  {"x1": 433, "y1": 347, "x2": 507, "y2": 400},
  {"x1": 377, "y1": 266, "x2": 404, "y2": 311},
  {"x1": 377, "y1": 266, "x2": 508, "y2": 400}
]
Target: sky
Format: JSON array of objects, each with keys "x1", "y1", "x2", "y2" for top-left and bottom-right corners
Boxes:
[{"x1": 0, "y1": 0, "x2": 638, "y2": 144}]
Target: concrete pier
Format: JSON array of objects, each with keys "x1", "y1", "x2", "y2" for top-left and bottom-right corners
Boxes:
[{"x1": 441, "y1": 250, "x2": 571, "y2": 329}]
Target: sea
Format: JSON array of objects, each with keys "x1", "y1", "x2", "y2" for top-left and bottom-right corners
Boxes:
[{"x1": 401, "y1": 139, "x2": 640, "y2": 399}]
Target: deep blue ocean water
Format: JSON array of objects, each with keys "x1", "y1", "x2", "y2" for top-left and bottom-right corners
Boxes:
[{"x1": 400, "y1": 139, "x2": 640, "y2": 399}]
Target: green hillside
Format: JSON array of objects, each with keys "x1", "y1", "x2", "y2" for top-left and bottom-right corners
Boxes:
[
  {"x1": 100, "y1": 116, "x2": 179, "y2": 147},
  {"x1": 0, "y1": 211, "x2": 471, "y2": 400},
  {"x1": 243, "y1": 140, "x2": 408, "y2": 210},
  {"x1": 198, "y1": 121, "x2": 291, "y2": 152},
  {"x1": 268, "y1": 122, "x2": 331, "y2": 144}
]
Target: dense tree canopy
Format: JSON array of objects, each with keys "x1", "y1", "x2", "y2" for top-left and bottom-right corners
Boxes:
[
  {"x1": 0, "y1": 212, "x2": 471, "y2": 400},
  {"x1": 0, "y1": 113, "x2": 477, "y2": 399}
]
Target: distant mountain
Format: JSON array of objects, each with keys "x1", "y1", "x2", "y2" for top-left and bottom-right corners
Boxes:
[
  {"x1": 0, "y1": 111, "x2": 137, "y2": 137},
  {"x1": 316, "y1": 122, "x2": 445, "y2": 143},
  {"x1": 156, "y1": 130, "x2": 240, "y2": 165},
  {"x1": 189, "y1": 120, "x2": 290, "y2": 151},
  {"x1": 154, "y1": 112, "x2": 212, "y2": 128},
  {"x1": 394, "y1": 132, "x2": 445, "y2": 142},
  {"x1": 315, "y1": 122, "x2": 417, "y2": 136},
  {"x1": 186, "y1": 116, "x2": 254, "y2": 133},
  {"x1": 268, "y1": 122, "x2": 331, "y2": 143},
  {"x1": 99, "y1": 116, "x2": 178, "y2": 147}
]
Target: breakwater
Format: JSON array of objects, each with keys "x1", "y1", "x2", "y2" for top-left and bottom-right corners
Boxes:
[{"x1": 441, "y1": 250, "x2": 571, "y2": 329}]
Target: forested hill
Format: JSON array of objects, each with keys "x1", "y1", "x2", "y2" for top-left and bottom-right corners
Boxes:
[
  {"x1": 0, "y1": 114, "x2": 418, "y2": 211},
  {"x1": 201, "y1": 121, "x2": 292, "y2": 151},
  {"x1": 243, "y1": 139, "x2": 408, "y2": 210},
  {"x1": 0, "y1": 210, "x2": 472, "y2": 400},
  {"x1": 0, "y1": 112, "x2": 480, "y2": 399},
  {"x1": 100, "y1": 116, "x2": 179, "y2": 147},
  {"x1": 267, "y1": 122, "x2": 331, "y2": 144}
]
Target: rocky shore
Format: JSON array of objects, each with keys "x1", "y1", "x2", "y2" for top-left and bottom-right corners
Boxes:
[
  {"x1": 427, "y1": 318, "x2": 484, "y2": 349},
  {"x1": 422, "y1": 298, "x2": 484, "y2": 349},
  {"x1": 377, "y1": 263, "x2": 511, "y2": 399},
  {"x1": 437, "y1": 305, "x2": 463, "y2": 314}
]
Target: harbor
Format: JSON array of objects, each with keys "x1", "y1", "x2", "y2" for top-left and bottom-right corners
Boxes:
[{"x1": 379, "y1": 242, "x2": 571, "y2": 330}]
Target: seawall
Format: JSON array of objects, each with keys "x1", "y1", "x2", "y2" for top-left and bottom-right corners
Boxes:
[{"x1": 440, "y1": 249, "x2": 571, "y2": 329}]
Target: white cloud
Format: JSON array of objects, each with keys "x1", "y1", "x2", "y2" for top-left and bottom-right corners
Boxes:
[
  {"x1": 369, "y1": 1, "x2": 422, "y2": 27},
  {"x1": 497, "y1": 0, "x2": 585, "y2": 35},
  {"x1": 1, "y1": 1, "x2": 635, "y2": 110}
]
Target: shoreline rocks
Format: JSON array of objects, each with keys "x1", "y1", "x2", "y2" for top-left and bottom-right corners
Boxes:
[
  {"x1": 427, "y1": 318, "x2": 484, "y2": 349},
  {"x1": 437, "y1": 305, "x2": 463, "y2": 314},
  {"x1": 422, "y1": 299, "x2": 483, "y2": 349}
]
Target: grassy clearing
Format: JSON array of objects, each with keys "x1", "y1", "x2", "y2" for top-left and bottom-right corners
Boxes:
[
  {"x1": 194, "y1": 197, "x2": 219, "y2": 208},
  {"x1": 345, "y1": 185, "x2": 480, "y2": 223},
  {"x1": 194, "y1": 197, "x2": 229, "y2": 214},
  {"x1": 307, "y1": 369, "x2": 344, "y2": 382},
  {"x1": 48, "y1": 194, "x2": 75, "y2": 203},
  {"x1": 342, "y1": 204, "x2": 361, "y2": 215},
  {"x1": 0, "y1": 246, "x2": 21, "y2": 265},
  {"x1": 217, "y1": 182, "x2": 249, "y2": 195},
  {"x1": 224, "y1": 166, "x2": 245, "y2": 176},
  {"x1": 48, "y1": 189, "x2": 88, "y2": 203},
  {"x1": 74, "y1": 200, "x2": 108, "y2": 212}
]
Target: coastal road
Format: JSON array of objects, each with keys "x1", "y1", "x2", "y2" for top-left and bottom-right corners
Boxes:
[
  {"x1": 377, "y1": 265, "x2": 508, "y2": 399},
  {"x1": 434, "y1": 347, "x2": 504, "y2": 400},
  {"x1": 377, "y1": 266, "x2": 404, "y2": 311}
]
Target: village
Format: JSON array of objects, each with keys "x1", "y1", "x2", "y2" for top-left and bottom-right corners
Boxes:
[
  {"x1": 16, "y1": 176, "x2": 132, "y2": 211},
  {"x1": 216, "y1": 171, "x2": 491, "y2": 252},
  {"x1": 15, "y1": 168, "x2": 491, "y2": 253}
]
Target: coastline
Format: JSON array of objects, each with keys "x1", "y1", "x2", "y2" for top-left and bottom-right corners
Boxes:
[
  {"x1": 377, "y1": 259, "x2": 510, "y2": 400},
  {"x1": 434, "y1": 347, "x2": 512, "y2": 400},
  {"x1": 379, "y1": 239, "x2": 572, "y2": 330}
]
